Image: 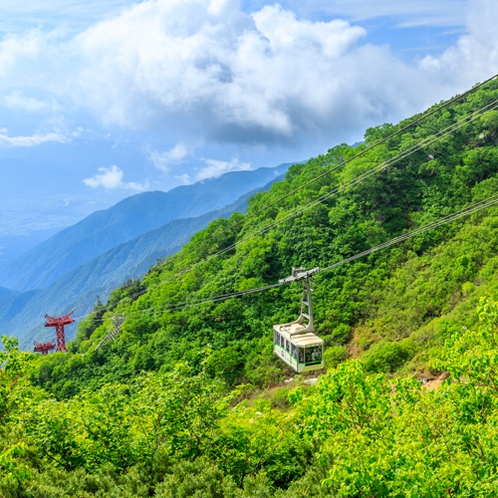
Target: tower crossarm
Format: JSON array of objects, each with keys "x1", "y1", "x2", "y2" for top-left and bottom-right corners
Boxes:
[
  {"x1": 278, "y1": 267, "x2": 320, "y2": 285},
  {"x1": 44, "y1": 311, "x2": 75, "y2": 327}
]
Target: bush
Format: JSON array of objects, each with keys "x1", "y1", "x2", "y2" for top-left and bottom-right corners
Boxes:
[
  {"x1": 361, "y1": 341, "x2": 412, "y2": 373},
  {"x1": 329, "y1": 324, "x2": 351, "y2": 345},
  {"x1": 155, "y1": 458, "x2": 236, "y2": 498},
  {"x1": 271, "y1": 388, "x2": 291, "y2": 409},
  {"x1": 324, "y1": 346, "x2": 348, "y2": 370}
]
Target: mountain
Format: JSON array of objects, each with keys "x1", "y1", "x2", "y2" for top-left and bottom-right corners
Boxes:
[
  {"x1": 0, "y1": 175, "x2": 285, "y2": 349},
  {"x1": 0, "y1": 285, "x2": 18, "y2": 299},
  {"x1": 37, "y1": 78, "x2": 498, "y2": 393},
  {"x1": 0, "y1": 164, "x2": 291, "y2": 292},
  {"x1": 0, "y1": 227, "x2": 62, "y2": 264},
  {"x1": 5, "y1": 79, "x2": 498, "y2": 496}
]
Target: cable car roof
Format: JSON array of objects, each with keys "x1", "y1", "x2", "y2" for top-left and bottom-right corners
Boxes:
[{"x1": 274, "y1": 324, "x2": 323, "y2": 347}]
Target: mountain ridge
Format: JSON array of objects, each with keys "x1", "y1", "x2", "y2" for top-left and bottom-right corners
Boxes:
[
  {"x1": 0, "y1": 175, "x2": 286, "y2": 349},
  {"x1": 0, "y1": 164, "x2": 291, "y2": 292},
  {"x1": 0, "y1": 285, "x2": 19, "y2": 299}
]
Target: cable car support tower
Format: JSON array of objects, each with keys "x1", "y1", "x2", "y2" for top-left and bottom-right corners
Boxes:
[
  {"x1": 33, "y1": 340, "x2": 55, "y2": 355},
  {"x1": 44, "y1": 311, "x2": 75, "y2": 353}
]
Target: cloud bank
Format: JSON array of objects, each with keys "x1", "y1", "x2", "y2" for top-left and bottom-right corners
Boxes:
[
  {"x1": 420, "y1": 0, "x2": 498, "y2": 87},
  {"x1": 0, "y1": 129, "x2": 67, "y2": 147},
  {"x1": 83, "y1": 165, "x2": 148, "y2": 190},
  {"x1": 0, "y1": 0, "x2": 423, "y2": 148},
  {"x1": 66, "y1": 0, "x2": 376, "y2": 145},
  {"x1": 0, "y1": 0, "x2": 497, "y2": 182}
]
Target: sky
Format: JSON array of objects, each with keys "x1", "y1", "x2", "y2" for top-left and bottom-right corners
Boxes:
[{"x1": 1, "y1": 0, "x2": 498, "y2": 236}]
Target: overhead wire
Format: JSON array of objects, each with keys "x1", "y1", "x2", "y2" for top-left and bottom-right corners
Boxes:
[
  {"x1": 119, "y1": 96, "x2": 498, "y2": 285},
  {"x1": 74, "y1": 94, "x2": 498, "y2": 324},
  {"x1": 81, "y1": 190, "x2": 498, "y2": 324},
  {"x1": 321, "y1": 193, "x2": 498, "y2": 271},
  {"x1": 74, "y1": 75, "x2": 498, "y2": 324},
  {"x1": 157, "y1": 73, "x2": 498, "y2": 267}
]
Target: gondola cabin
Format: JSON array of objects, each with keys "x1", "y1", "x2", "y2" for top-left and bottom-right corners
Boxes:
[{"x1": 273, "y1": 268, "x2": 324, "y2": 372}]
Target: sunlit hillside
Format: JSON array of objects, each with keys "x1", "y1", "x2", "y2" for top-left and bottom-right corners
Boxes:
[{"x1": 3, "y1": 79, "x2": 498, "y2": 496}]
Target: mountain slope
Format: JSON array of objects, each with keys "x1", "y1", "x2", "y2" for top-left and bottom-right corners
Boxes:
[
  {"x1": 8, "y1": 79, "x2": 498, "y2": 496},
  {"x1": 31, "y1": 78, "x2": 498, "y2": 392},
  {"x1": 0, "y1": 176, "x2": 285, "y2": 349},
  {"x1": 0, "y1": 227, "x2": 62, "y2": 264},
  {"x1": 0, "y1": 285, "x2": 19, "y2": 299},
  {"x1": 0, "y1": 164, "x2": 291, "y2": 292}
]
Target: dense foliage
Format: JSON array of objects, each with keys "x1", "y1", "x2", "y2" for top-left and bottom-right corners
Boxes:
[{"x1": 3, "y1": 79, "x2": 498, "y2": 495}]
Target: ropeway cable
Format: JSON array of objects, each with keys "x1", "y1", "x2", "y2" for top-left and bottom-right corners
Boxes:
[
  {"x1": 320, "y1": 193, "x2": 498, "y2": 272},
  {"x1": 155, "y1": 73, "x2": 498, "y2": 270},
  {"x1": 74, "y1": 95, "x2": 498, "y2": 324},
  {"x1": 79, "y1": 191, "x2": 498, "y2": 324},
  {"x1": 135, "y1": 98, "x2": 498, "y2": 283},
  {"x1": 74, "y1": 77, "x2": 498, "y2": 323}
]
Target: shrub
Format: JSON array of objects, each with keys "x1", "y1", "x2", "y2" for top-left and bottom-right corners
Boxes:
[
  {"x1": 361, "y1": 341, "x2": 412, "y2": 373},
  {"x1": 324, "y1": 346, "x2": 348, "y2": 370},
  {"x1": 330, "y1": 324, "x2": 351, "y2": 344}
]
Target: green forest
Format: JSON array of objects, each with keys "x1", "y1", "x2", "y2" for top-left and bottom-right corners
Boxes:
[{"x1": 3, "y1": 79, "x2": 498, "y2": 496}]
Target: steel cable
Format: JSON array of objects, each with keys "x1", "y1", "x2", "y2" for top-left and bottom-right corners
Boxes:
[{"x1": 73, "y1": 76, "x2": 498, "y2": 324}]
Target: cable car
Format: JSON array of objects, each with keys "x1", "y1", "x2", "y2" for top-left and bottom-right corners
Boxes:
[{"x1": 273, "y1": 267, "x2": 324, "y2": 372}]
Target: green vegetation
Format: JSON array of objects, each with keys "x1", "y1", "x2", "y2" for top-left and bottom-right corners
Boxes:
[
  {"x1": 0, "y1": 174, "x2": 283, "y2": 352},
  {"x1": 3, "y1": 80, "x2": 498, "y2": 495}
]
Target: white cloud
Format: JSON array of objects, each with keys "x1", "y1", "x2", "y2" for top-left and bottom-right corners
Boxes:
[
  {"x1": 196, "y1": 157, "x2": 251, "y2": 181},
  {"x1": 419, "y1": 0, "x2": 498, "y2": 88},
  {"x1": 148, "y1": 144, "x2": 189, "y2": 172},
  {"x1": 62, "y1": 0, "x2": 376, "y2": 143},
  {"x1": 4, "y1": 92, "x2": 45, "y2": 111},
  {"x1": 2, "y1": 91, "x2": 59, "y2": 112},
  {"x1": 0, "y1": 30, "x2": 43, "y2": 77},
  {"x1": 0, "y1": 129, "x2": 67, "y2": 147},
  {"x1": 0, "y1": 0, "x2": 496, "y2": 157},
  {"x1": 83, "y1": 165, "x2": 148, "y2": 190},
  {"x1": 175, "y1": 173, "x2": 192, "y2": 185},
  {"x1": 71, "y1": 127, "x2": 84, "y2": 137}
]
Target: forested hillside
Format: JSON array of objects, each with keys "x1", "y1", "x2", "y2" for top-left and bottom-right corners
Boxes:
[
  {"x1": 0, "y1": 178, "x2": 285, "y2": 351},
  {"x1": 0, "y1": 164, "x2": 290, "y2": 293},
  {"x1": 3, "y1": 79, "x2": 498, "y2": 496}
]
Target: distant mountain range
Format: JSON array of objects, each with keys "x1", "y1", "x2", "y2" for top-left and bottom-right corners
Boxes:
[
  {"x1": 0, "y1": 164, "x2": 291, "y2": 348},
  {"x1": 0, "y1": 164, "x2": 290, "y2": 293},
  {"x1": 0, "y1": 285, "x2": 18, "y2": 300},
  {"x1": 0, "y1": 227, "x2": 62, "y2": 264}
]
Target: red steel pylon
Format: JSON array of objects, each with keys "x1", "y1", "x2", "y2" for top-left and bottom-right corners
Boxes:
[
  {"x1": 44, "y1": 311, "x2": 75, "y2": 353},
  {"x1": 34, "y1": 340, "x2": 55, "y2": 355}
]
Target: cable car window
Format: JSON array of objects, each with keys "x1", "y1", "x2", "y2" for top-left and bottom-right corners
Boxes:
[
  {"x1": 275, "y1": 332, "x2": 281, "y2": 345},
  {"x1": 291, "y1": 343, "x2": 297, "y2": 359},
  {"x1": 305, "y1": 346, "x2": 322, "y2": 364},
  {"x1": 280, "y1": 335, "x2": 285, "y2": 348},
  {"x1": 285, "y1": 340, "x2": 290, "y2": 353},
  {"x1": 298, "y1": 348, "x2": 304, "y2": 363}
]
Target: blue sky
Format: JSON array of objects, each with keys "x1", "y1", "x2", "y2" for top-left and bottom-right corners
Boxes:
[{"x1": 0, "y1": 0, "x2": 497, "y2": 236}]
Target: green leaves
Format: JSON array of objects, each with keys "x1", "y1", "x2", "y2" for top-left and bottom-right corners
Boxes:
[
  {"x1": 9, "y1": 77, "x2": 498, "y2": 495},
  {"x1": 0, "y1": 336, "x2": 34, "y2": 424},
  {"x1": 136, "y1": 366, "x2": 227, "y2": 460},
  {"x1": 0, "y1": 442, "x2": 30, "y2": 483}
]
